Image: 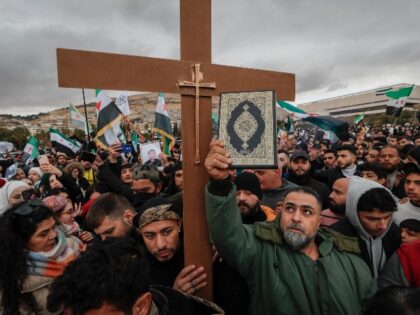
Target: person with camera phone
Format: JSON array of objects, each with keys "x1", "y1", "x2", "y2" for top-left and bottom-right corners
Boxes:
[
  {"x1": 95, "y1": 143, "x2": 163, "y2": 210},
  {"x1": 39, "y1": 156, "x2": 84, "y2": 204}
]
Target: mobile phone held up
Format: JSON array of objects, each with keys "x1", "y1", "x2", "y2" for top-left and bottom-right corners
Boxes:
[{"x1": 121, "y1": 144, "x2": 132, "y2": 154}]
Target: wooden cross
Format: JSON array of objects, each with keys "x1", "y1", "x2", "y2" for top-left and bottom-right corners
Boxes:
[
  {"x1": 56, "y1": 0, "x2": 294, "y2": 300},
  {"x1": 178, "y1": 64, "x2": 216, "y2": 164}
]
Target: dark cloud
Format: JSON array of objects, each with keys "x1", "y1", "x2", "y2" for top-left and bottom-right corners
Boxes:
[{"x1": 0, "y1": 0, "x2": 419, "y2": 114}]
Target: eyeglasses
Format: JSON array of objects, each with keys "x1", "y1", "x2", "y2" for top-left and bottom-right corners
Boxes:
[{"x1": 14, "y1": 199, "x2": 43, "y2": 216}]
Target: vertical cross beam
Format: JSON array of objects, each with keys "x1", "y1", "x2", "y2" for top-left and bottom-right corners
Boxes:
[{"x1": 180, "y1": 0, "x2": 213, "y2": 300}]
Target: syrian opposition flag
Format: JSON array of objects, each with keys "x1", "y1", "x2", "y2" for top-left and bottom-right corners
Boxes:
[
  {"x1": 303, "y1": 116, "x2": 349, "y2": 141},
  {"x1": 95, "y1": 89, "x2": 125, "y2": 149},
  {"x1": 285, "y1": 116, "x2": 294, "y2": 132},
  {"x1": 354, "y1": 114, "x2": 365, "y2": 124},
  {"x1": 23, "y1": 136, "x2": 39, "y2": 162},
  {"x1": 69, "y1": 103, "x2": 91, "y2": 133},
  {"x1": 277, "y1": 100, "x2": 348, "y2": 141},
  {"x1": 385, "y1": 85, "x2": 414, "y2": 117},
  {"x1": 153, "y1": 93, "x2": 175, "y2": 155},
  {"x1": 276, "y1": 101, "x2": 313, "y2": 119},
  {"x1": 95, "y1": 89, "x2": 113, "y2": 114},
  {"x1": 50, "y1": 128, "x2": 81, "y2": 157},
  {"x1": 375, "y1": 87, "x2": 393, "y2": 96}
]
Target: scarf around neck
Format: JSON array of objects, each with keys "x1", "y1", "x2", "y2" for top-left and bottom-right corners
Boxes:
[
  {"x1": 341, "y1": 164, "x2": 357, "y2": 178},
  {"x1": 27, "y1": 228, "x2": 81, "y2": 278}
]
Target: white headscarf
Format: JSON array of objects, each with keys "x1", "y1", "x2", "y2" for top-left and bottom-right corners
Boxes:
[
  {"x1": 0, "y1": 180, "x2": 29, "y2": 216},
  {"x1": 29, "y1": 167, "x2": 43, "y2": 178}
]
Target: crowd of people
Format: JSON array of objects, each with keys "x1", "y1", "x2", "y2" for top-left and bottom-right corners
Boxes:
[{"x1": 0, "y1": 122, "x2": 419, "y2": 314}]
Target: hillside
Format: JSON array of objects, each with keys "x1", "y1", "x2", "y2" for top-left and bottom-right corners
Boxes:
[{"x1": 0, "y1": 93, "x2": 189, "y2": 133}]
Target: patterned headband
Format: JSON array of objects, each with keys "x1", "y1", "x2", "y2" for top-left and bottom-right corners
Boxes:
[{"x1": 138, "y1": 204, "x2": 180, "y2": 229}]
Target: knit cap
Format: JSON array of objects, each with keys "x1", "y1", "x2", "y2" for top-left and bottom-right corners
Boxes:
[
  {"x1": 29, "y1": 167, "x2": 43, "y2": 178},
  {"x1": 42, "y1": 195, "x2": 67, "y2": 213},
  {"x1": 234, "y1": 172, "x2": 262, "y2": 200}
]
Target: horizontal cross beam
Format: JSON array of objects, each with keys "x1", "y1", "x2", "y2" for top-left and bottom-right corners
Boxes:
[{"x1": 57, "y1": 48, "x2": 295, "y2": 100}]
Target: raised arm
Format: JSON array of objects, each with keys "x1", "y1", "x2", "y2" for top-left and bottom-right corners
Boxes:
[{"x1": 204, "y1": 140, "x2": 258, "y2": 278}]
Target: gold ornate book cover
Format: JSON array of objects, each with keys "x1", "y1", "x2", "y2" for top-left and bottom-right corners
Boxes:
[{"x1": 218, "y1": 90, "x2": 278, "y2": 168}]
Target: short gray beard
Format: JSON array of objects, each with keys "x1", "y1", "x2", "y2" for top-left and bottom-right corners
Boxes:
[{"x1": 282, "y1": 225, "x2": 315, "y2": 251}]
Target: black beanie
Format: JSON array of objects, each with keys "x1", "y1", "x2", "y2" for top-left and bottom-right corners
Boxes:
[
  {"x1": 233, "y1": 172, "x2": 262, "y2": 200},
  {"x1": 408, "y1": 146, "x2": 420, "y2": 164}
]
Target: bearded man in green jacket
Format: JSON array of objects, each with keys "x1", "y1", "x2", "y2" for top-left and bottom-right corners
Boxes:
[{"x1": 204, "y1": 140, "x2": 375, "y2": 315}]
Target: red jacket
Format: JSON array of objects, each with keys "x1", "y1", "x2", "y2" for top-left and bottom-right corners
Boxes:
[{"x1": 398, "y1": 240, "x2": 420, "y2": 287}]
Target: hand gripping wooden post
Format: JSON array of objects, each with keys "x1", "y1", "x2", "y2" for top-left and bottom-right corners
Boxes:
[{"x1": 56, "y1": 0, "x2": 295, "y2": 300}]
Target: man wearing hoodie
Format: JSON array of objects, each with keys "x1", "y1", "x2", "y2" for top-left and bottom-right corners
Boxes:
[{"x1": 331, "y1": 177, "x2": 401, "y2": 278}]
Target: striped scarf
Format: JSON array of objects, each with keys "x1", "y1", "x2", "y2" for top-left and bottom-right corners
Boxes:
[{"x1": 27, "y1": 228, "x2": 82, "y2": 278}]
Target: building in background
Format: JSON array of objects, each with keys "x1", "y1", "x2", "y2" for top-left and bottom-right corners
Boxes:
[{"x1": 300, "y1": 83, "x2": 420, "y2": 118}]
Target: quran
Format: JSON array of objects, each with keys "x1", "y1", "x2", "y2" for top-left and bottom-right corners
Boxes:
[{"x1": 218, "y1": 90, "x2": 278, "y2": 168}]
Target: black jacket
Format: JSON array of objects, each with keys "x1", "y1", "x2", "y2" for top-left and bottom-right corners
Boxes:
[
  {"x1": 288, "y1": 173, "x2": 331, "y2": 209},
  {"x1": 330, "y1": 218, "x2": 401, "y2": 275},
  {"x1": 213, "y1": 206, "x2": 271, "y2": 315},
  {"x1": 313, "y1": 167, "x2": 347, "y2": 189},
  {"x1": 146, "y1": 243, "x2": 185, "y2": 288},
  {"x1": 97, "y1": 160, "x2": 134, "y2": 201},
  {"x1": 57, "y1": 173, "x2": 83, "y2": 203}
]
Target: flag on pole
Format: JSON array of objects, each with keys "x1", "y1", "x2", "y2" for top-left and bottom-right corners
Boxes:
[
  {"x1": 385, "y1": 85, "x2": 414, "y2": 117},
  {"x1": 69, "y1": 103, "x2": 91, "y2": 133},
  {"x1": 115, "y1": 93, "x2": 131, "y2": 116},
  {"x1": 302, "y1": 116, "x2": 349, "y2": 141},
  {"x1": 132, "y1": 132, "x2": 140, "y2": 153},
  {"x1": 50, "y1": 128, "x2": 81, "y2": 157},
  {"x1": 94, "y1": 89, "x2": 125, "y2": 149},
  {"x1": 23, "y1": 136, "x2": 39, "y2": 161},
  {"x1": 277, "y1": 101, "x2": 312, "y2": 119},
  {"x1": 277, "y1": 100, "x2": 348, "y2": 140},
  {"x1": 95, "y1": 89, "x2": 113, "y2": 115},
  {"x1": 375, "y1": 87, "x2": 393, "y2": 96},
  {"x1": 285, "y1": 116, "x2": 294, "y2": 132},
  {"x1": 354, "y1": 114, "x2": 365, "y2": 124},
  {"x1": 153, "y1": 93, "x2": 175, "y2": 155}
]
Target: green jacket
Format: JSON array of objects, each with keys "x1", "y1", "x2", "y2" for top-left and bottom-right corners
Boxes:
[{"x1": 205, "y1": 184, "x2": 375, "y2": 315}]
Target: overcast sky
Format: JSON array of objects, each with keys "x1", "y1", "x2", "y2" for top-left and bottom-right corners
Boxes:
[{"x1": 1, "y1": 0, "x2": 419, "y2": 115}]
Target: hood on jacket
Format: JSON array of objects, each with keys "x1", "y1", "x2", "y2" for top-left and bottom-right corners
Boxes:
[
  {"x1": 346, "y1": 176, "x2": 395, "y2": 240},
  {"x1": 345, "y1": 176, "x2": 395, "y2": 277}
]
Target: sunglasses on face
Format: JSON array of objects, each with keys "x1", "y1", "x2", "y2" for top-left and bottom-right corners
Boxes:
[{"x1": 14, "y1": 199, "x2": 43, "y2": 216}]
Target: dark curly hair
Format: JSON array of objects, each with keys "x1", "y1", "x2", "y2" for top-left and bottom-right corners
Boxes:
[
  {"x1": 0, "y1": 203, "x2": 54, "y2": 314},
  {"x1": 47, "y1": 237, "x2": 152, "y2": 314},
  {"x1": 357, "y1": 187, "x2": 397, "y2": 213}
]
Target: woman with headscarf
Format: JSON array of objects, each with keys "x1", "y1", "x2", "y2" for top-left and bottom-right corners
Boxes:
[
  {"x1": 42, "y1": 195, "x2": 94, "y2": 243},
  {"x1": 0, "y1": 180, "x2": 30, "y2": 216},
  {"x1": 0, "y1": 199, "x2": 83, "y2": 314},
  {"x1": 28, "y1": 167, "x2": 44, "y2": 190}
]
